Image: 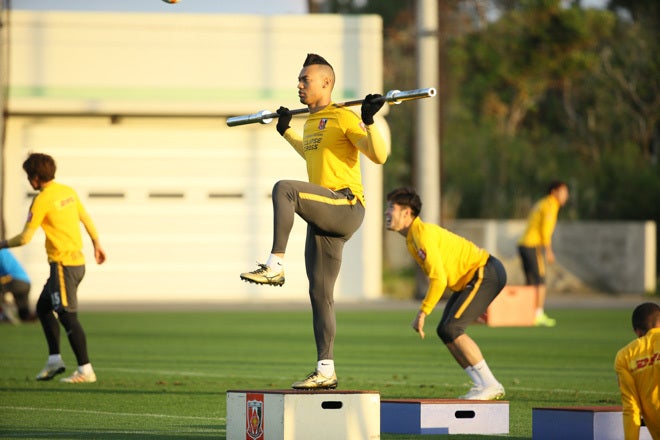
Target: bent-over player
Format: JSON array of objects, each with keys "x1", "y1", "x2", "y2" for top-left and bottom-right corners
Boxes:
[
  {"x1": 385, "y1": 187, "x2": 506, "y2": 400},
  {"x1": 1, "y1": 153, "x2": 106, "y2": 383},
  {"x1": 240, "y1": 53, "x2": 388, "y2": 389},
  {"x1": 0, "y1": 248, "x2": 33, "y2": 323}
]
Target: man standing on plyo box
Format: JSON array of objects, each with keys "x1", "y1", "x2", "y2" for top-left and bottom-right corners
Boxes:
[{"x1": 240, "y1": 53, "x2": 388, "y2": 389}]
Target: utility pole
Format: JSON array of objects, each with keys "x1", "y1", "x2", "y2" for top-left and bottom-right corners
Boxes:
[
  {"x1": 414, "y1": 0, "x2": 441, "y2": 298},
  {"x1": 415, "y1": 0, "x2": 441, "y2": 225}
]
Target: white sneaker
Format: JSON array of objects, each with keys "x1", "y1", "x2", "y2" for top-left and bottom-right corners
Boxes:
[
  {"x1": 459, "y1": 383, "x2": 505, "y2": 400},
  {"x1": 35, "y1": 360, "x2": 66, "y2": 381},
  {"x1": 60, "y1": 370, "x2": 97, "y2": 383}
]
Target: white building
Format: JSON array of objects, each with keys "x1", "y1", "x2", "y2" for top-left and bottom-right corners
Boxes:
[{"x1": 1, "y1": 10, "x2": 389, "y2": 305}]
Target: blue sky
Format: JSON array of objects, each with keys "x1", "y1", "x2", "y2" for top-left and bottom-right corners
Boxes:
[{"x1": 12, "y1": 0, "x2": 308, "y2": 14}]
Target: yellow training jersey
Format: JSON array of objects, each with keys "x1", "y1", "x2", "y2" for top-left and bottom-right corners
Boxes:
[
  {"x1": 7, "y1": 181, "x2": 99, "y2": 265},
  {"x1": 406, "y1": 216, "x2": 490, "y2": 315},
  {"x1": 283, "y1": 103, "x2": 387, "y2": 206},
  {"x1": 614, "y1": 327, "x2": 660, "y2": 440},
  {"x1": 518, "y1": 194, "x2": 560, "y2": 248}
]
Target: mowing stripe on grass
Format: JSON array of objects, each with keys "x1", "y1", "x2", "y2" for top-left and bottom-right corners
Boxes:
[
  {"x1": 0, "y1": 405, "x2": 223, "y2": 422},
  {"x1": 0, "y1": 429, "x2": 225, "y2": 437},
  {"x1": 100, "y1": 368, "x2": 618, "y2": 397}
]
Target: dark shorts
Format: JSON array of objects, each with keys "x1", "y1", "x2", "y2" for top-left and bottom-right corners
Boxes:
[
  {"x1": 437, "y1": 256, "x2": 507, "y2": 343},
  {"x1": 518, "y1": 245, "x2": 545, "y2": 285},
  {"x1": 40, "y1": 262, "x2": 85, "y2": 313}
]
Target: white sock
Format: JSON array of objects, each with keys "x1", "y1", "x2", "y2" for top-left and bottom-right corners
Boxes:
[
  {"x1": 48, "y1": 354, "x2": 63, "y2": 364},
  {"x1": 473, "y1": 359, "x2": 499, "y2": 387},
  {"x1": 266, "y1": 254, "x2": 284, "y2": 272},
  {"x1": 465, "y1": 365, "x2": 482, "y2": 387},
  {"x1": 79, "y1": 363, "x2": 94, "y2": 375},
  {"x1": 535, "y1": 308, "x2": 544, "y2": 318},
  {"x1": 317, "y1": 359, "x2": 334, "y2": 377}
]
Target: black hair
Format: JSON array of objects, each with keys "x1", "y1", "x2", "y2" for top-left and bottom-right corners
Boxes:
[
  {"x1": 386, "y1": 187, "x2": 422, "y2": 217},
  {"x1": 631, "y1": 302, "x2": 660, "y2": 333},
  {"x1": 303, "y1": 53, "x2": 333, "y2": 71},
  {"x1": 23, "y1": 153, "x2": 56, "y2": 182},
  {"x1": 547, "y1": 180, "x2": 567, "y2": 194}
]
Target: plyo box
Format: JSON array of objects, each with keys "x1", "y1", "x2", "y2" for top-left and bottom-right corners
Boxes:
[
  {"x1": 381, "y1": 398, "x2": 509, "y2": 435},
  {"x1": 532, "y1": 406, "x2": 653, "y2": 440},
  {"x1": 486, "y1": 285, "x2": 536, "y2": 327},
  {"x1": 226, "y1": 389, "x2": 380, "y2": 440}
]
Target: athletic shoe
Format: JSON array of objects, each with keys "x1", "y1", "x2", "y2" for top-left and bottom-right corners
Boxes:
[
  {"x1": 35, "y1": 360, "x2": 66, "y2": 381},
  {"x1": 240, "y1": 263, "x2": 285, "y2": 286},
  {"x1": 0, "y1": 305, "x2": 20, "y2": 325},
  {"x1": 291, "y1": 371, "x2": 338, "y2": 390},
  {"x1": 459, "y1": 383, "x2": 505, "y2": 400},
  {"x1": 534, "y1": 312, "x2": 556, "y2": 327},
  {"x1": 60, "y1": 370, "x2": 97, "y2": 384}
]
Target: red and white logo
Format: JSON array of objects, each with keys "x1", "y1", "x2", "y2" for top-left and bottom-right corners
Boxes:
[
  {"x1": 318, "y1": 118, "x2": 328, "y2": 130},
  {"x1": 417, "y1": 248, "x2": 427, "y2": 261},
  {"x1": 246, "y1": 393, "x2": 264, "y2": 440}
]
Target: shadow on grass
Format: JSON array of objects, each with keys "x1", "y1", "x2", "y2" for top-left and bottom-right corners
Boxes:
[
  {"x1": 0, "y1": 427, "x2": 226, "y2": 439},
  {"x1": 0, "y1": 386, "x2": 224, "y2": 397}
]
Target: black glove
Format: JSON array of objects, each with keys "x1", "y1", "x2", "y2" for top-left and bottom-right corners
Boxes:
[
  {"x1": 361, "y1": 93, "x2": 384, "y2": 125},
  {"x1": 276, "y1": 106, "x2": 292, "y2": 136}
]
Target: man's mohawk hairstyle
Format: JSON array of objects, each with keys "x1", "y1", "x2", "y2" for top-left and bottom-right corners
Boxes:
[{"x1": 303, "y1": 53, "x2": 333, "y2": 70}]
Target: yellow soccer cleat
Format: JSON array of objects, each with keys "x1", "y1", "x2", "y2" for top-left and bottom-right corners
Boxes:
[
  {"x1": 240, "y1": 263, "x2": 285, "y2": 287},
  {"x1": 291, "y1": 371, "x2": 338, "y2": 390}
]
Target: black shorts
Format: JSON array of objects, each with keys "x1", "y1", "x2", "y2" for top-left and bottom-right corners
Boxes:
[
  {"x1": 437, "y1": 256, "x2": 507, "y2": 343},
  {"x1": 518, "y1": 245, "x2": 545, "y2": 285},
  {"x1": 40, "y1": 262, "x2": 85, "y2": 313}
]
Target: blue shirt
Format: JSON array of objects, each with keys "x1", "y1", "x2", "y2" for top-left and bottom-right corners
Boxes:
[{"x1": 0, "y1": 249, "x2": 30, "y2": 283}]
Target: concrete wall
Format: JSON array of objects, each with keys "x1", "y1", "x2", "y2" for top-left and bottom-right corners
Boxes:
[{"x1": 384, "y1": 219, "x2": 657, "y2": 295}]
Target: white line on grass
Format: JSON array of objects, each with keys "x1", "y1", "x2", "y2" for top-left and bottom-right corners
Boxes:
[
  {"x1": 101, "y1": 366, "x2": 245, "y2": 378},
  {"x1": 0, "y1": 405, "x2": 224, "y2": 422}
]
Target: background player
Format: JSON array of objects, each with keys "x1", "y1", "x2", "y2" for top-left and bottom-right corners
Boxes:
[
  {"x1": 614, "y1": 302, "x2": 660, "y2": 440},
  {"x1": 0, "y1": 248, "x2": 33, "y2": 323},
  {"x1": 517, "y1": 180, "x2": 569, "y2": 327},
  {"x1": 0, "y1": 153, "x2": 106, "y2": 383}
]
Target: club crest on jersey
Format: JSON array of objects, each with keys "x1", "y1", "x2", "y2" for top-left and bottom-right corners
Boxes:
[
  {"x1": 318, "y1": 118, "x2": 328, "y2": 130},
  {"x1": 417, "y1": 248, "x2": 427, "y2": 261}
]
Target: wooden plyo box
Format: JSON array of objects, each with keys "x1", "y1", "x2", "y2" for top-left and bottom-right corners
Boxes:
[
  {"x1": 485, "y1": 285, "x2": 536, "y2": 327},
  {"x1": 226, "y1": 389, "x2": 380, "y2": 440},
  {"x1": 380, "y1": 399, "x2": 509, "y2": 435},
  {"x1": 532, "y1": 406, "x2": 653, "y2": 440}
]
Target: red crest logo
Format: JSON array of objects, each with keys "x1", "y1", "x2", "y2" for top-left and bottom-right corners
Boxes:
[
  {"x1": 417, "y1": 248, "x2": 427, "y2": 261},
  {"x1": 246, "y1": 393, "x2": 264, "y2": 440},
  {"x1": 318, "y1": 118, "x2": 328, "y2": 130}
]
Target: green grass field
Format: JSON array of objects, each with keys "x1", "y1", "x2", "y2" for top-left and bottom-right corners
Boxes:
[{"x1": 0, "y1": 305, "x2": 635, "y2": 439}]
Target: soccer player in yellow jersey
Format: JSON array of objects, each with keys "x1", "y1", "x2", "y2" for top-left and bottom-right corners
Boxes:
[
  {"x1": 615, "y1": 302, "x2": 660, "y2": 440},
  {"x1": 518, "y1": 180, "x2": 569, "y2": 327},
  {"x1": 385, "y1": 187, "x2": 507, "y2": 400},
  {"x1": 240, "y1": 53, "x2": 388, "y2": 389},
  {"x1": 0, "y1": 153, "x2": 106, "y2": 383}
]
